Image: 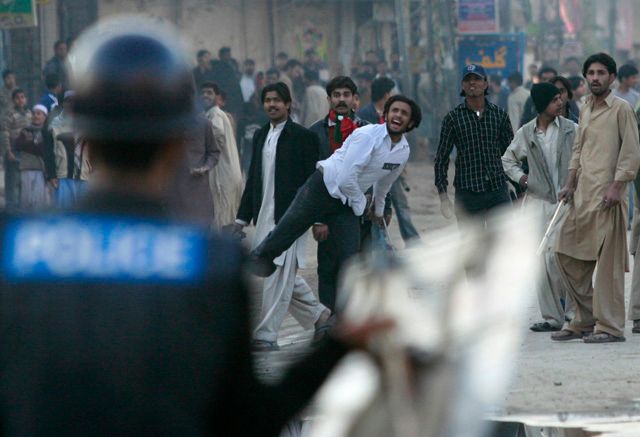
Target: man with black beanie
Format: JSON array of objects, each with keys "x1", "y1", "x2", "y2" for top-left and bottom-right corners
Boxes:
[{"x1": 502, "y1": 82, "x2": 578, "y2": 332}]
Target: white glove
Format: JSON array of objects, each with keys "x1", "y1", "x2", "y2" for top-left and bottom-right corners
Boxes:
[{"x1": 439, "y1": 192, "x2": 454, "y2": 219}]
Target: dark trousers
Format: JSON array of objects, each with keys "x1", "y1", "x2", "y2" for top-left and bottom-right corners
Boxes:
[
  {"x1": 253, "y1": 170, "x2": 361, "y2": 310},
  {"x1": 317, "y1": 237, "x2": 339, "y2": 311},
  {"x1": 455, "y1": 184, "x2": 511, "y2": 222},
  {"x1": 4, "y1": 155, "x2": 20, "y2": 210}
]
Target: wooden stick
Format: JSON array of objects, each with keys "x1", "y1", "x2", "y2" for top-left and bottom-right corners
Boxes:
[{"x1": 536, "y1": 201, "x2": 565, "y2": 256}]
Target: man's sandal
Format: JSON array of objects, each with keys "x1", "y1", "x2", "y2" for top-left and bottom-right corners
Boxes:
[
  {"x1": 583, "y1": 332, "x2": 625, "y2": 343},
  {"x1": 550, "y1": 329, "x2": 584, "y2": 341}
]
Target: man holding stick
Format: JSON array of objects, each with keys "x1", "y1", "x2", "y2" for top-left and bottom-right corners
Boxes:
[{"x1": 502, "y1": 83, "x2": 577, "y2": 332}]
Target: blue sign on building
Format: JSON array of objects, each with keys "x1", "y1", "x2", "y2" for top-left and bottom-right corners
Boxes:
[{"x1": 458, "y1": 33, "x2": 526, "y2": 79}]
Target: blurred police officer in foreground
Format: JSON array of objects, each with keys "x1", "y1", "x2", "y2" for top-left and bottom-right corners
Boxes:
[{"x1": 0, "y1": 17, "x2": 388, "y2": 435}]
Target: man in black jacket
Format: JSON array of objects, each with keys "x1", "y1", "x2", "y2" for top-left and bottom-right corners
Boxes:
[
  {"x1": 309, "y1": 76, "x2": 367, "y2": 312},
  {"x1": 0, "y1": 19, "x2": 388, "y2": 435},
  {"x1": 231, "y1": 82, "x2": 330, "y2": 351}
]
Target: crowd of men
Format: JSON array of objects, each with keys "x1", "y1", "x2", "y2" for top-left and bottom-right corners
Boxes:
[
  {"x1": 3, "y1": 39, "x2": 640, "y2": 351},
  {"x1": 436, "y1": 53, "x2": 640, "y2": 343},
  {"x1": 1, "y1": 14, "x2": 640, "y2": 432}
]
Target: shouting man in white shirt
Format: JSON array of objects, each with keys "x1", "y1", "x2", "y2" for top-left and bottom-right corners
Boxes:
[{"x1": 248, "y1": 95, "x2": 422, "y2": 293}]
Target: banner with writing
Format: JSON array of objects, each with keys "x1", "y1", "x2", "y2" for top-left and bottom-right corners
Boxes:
[{"x1": 458, "y1": 33, "x2": 526, "y2": 79}]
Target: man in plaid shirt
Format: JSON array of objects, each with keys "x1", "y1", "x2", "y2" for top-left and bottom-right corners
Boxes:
[{"x1": 434, "y1": 64, "x2": 514, "y2": 223}]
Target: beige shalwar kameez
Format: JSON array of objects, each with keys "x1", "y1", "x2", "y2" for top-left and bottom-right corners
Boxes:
[
  {"x1": 205, "y1": 105, "x2": 244, "y2": 229},
  {"x1": 555, "y1": 91, "x2": 640, "y2": 337}
]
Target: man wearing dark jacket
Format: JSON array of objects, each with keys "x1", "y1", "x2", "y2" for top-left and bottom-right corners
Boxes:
[
  {"x1": 309, "y1": 76, "x2": 367, "y2": 311},
  {"x1": 231, "y1": 82, "x2": 330, "y2": 351},
  {"x1": 0, "y1": 19, "x2": 387, "y2": 435}
]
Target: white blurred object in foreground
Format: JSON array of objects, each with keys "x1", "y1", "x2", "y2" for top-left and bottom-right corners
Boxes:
[{"x1": 309, "y1": 206, "x2": 541, "y2": 437}]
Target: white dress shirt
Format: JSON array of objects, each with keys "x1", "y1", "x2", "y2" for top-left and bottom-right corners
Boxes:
[
  {"x1": 534, "y1": 117, "x2": 560, "y2": 188},
  {"x1": 317, "y1": 123, "x2": 409, "y2": 216},
  {"x1": 249, "y1": 120, "x2": 309, "y2": 267}
]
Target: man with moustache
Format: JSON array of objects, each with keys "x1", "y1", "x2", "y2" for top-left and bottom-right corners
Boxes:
[
  {"x1": 502, "y1": 83, "x2": 577, "y2": 332},
  {"x1": 247, "y1": 95, "x2": 422, "y2": 290},
  {"x1": 435, "y1": 64, "x2": 514, "y2": 224},
  {"x1": 552, "y1": 53, "x2": 640, "y2": 343},
  {"x1": 230, "y1": 82, "x2": 329, "y2": 351},
  {"x1": 309, "y1": 76, "x2": 368, "y2": 313}
]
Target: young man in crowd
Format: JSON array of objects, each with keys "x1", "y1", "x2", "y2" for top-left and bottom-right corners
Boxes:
[
  {"x1": 357, "y1": 76, "x2": 396, "y2": 124},
  {"x1": 3, "y1": 88, "x2": 31, "y2": 210},
  {"x1": 614, "y1": 63, "x2": 640, "y2": 110},
  {"x1": 435, "y1": 64, "x2": 513, "y2": 224},
  {"x1": 231, "y1": 82, "x2": 329, "y2": 351},
  {"x1": 507, "y1": 72, "x2": 530, "y2": 134},
  {"x1": 502, "y1": 83, "x2": 577, "y2": 332},
  {"x1": 309, "y1": 76, "x2": 368, "y2": 312},
  {"x1": 14, "y1": 104, "x2": 48, "y2": 210},
  {"x1": 247, "y1": 95, "x2": 421, "y2": 295},
  {"x1": 553, "y1": 53, "x2": 640, "y2": 343},
  {"x1": 39, "y1": 73, "x2": 62, "y2": 113},
  {"x1": 200, "y1": 81, "x2": 243, "y2": 229}
]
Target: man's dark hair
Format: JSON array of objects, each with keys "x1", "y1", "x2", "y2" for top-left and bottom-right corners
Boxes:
[
  {"x1": 244, "y1": 58, "x2": 255, "y2": 66},
  {"x1": 266, "y1": 67, "x2": 280, "y2": 78},
  {"x1": 552, "y1": 75, "x2": 573, "y2": 100},
  {"x1": 326, "y1": 76, "x2": 357, "y2": 96},
  {"x1": 507, "y1": 72, "x2": 523, "y2": 86},
  {"x1": 383, "y1": 95, "x2": 422, "y2": 132},
  {"x1": 304, "y1": 48, "x2": 316, "y2": 57},
  {"x1": 2, "y1": 69, "x2": 14, "y2": 80},
  {"x1": 261, "y1": 82, "x2": 292, "y2": 104},
  {"x1": 285, "y1": 59, "x2": 303, "y2": 71},
  {"x1": 11, "y1": 88, "x2": 24, "y2": 100},
  {"x1": 54, "y1": 40, "x2": 66, "y2": 50},
  {"x1": 200, "y1": 81, "x2": 220, "y2": 95},
  {"x1": 567, "y1": 75, "x2": 584, "y2": 91},
  {"x1": 196, "y1": 49, "x2": 210, "y2": 59},
  {"x1": 582, "y1": 53, "x2": 617, "y2": 77},
  {"x1": 618, "y1": 63, "x2": 638, "y2": 80},
  {"x1": 371, "y1": 77, "x2": 395, "y2": 102},
  {"x1": 276, "y1": 52, "x2": 288, "y2": 59},
  {"x1": 45, "y1": 73, "x2": 60, "y2": 90},
  {"x1": 538, "y1": 66, "x2": 558, "y2": 78},
  {"x1": 218, "y1": 47, "x2": 231, "y2": 57}
]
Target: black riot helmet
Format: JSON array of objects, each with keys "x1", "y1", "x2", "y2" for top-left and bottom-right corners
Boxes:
[{"x1": 71, "y1": 16, "x2": 196, "y2": 145}]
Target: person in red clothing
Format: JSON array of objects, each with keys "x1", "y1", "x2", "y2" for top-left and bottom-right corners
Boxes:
[{"x1": 309, "y1": 76, "x2": 368, "y2": 314}]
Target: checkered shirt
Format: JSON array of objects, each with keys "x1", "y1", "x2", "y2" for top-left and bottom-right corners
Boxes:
[{"x1": 434, "y1": 100, "x2": 514, "y2": 193}]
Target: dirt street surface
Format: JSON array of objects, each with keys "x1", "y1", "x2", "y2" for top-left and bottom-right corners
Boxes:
[{"x1": 249, "y1": 160, "x2": 640, "y2": 434}]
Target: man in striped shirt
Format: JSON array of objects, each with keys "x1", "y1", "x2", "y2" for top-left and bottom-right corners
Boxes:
[{"x1": 434, "y1": 64, "x2": 514, "y2": 223}]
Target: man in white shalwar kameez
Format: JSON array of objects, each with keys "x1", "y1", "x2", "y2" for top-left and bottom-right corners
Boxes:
[
  {"x1": 201, "y1": 81, "x2": 244, "y2": 229},
  {"x1": 230, "y1": 83, "x2": 329, "y2": 351}
]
